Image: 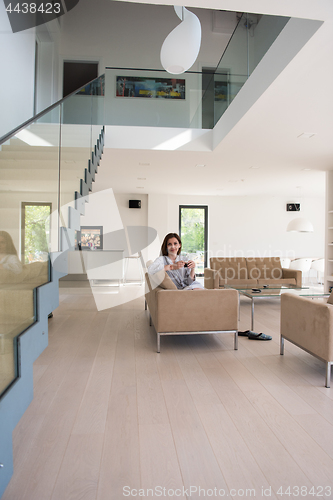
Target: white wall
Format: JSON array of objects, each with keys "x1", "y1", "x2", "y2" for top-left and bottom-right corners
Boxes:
[
  {"x1": 148, "y1": 193, "x2": 325, "y2": 260},
  {"x1": 35, "y1": 27, "x2": 62, "y2": 114},
  {"x1": 0, "y1": 1, "x2": 63, "y2": 138},
  {"x1": 80, "y1": 189, "x2": 150, "y2": 279},
  {"x1": 0, "y1": 4, "x2": 35, "y2": 137}
]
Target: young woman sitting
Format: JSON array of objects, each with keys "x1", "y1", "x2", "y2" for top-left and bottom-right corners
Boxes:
[{"x1": 147, "y1": 233, "x2": 204, "y2": 290}]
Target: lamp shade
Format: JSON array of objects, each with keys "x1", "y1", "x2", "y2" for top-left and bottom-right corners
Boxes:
[
  {"x1": 160, "y1": 6, "x2": 201, "y2": 74},
  {"x1": 287, "y1": 218, "x2": 314, "y2": 232}
]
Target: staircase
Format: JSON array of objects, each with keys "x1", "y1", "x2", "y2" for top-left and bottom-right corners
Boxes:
[{"x1": 0, "y1": 97, "x2": 104, "y2": 496}]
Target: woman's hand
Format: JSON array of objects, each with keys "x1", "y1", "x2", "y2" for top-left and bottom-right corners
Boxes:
[
  {"x1": 186, "y1": 260, "x2": 196, "y2": 279},
  {"x1": 186, "y1": 260, "x2": 195, "y2": 269},
  {"x1": 164, "y1": 261, "x2": 185, "y2": 271}
]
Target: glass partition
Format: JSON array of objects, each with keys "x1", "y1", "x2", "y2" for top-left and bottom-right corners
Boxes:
[
  {"x1": 213, "y1": 13, "x2": 289, "y2": 125},
  {"x1": 0, "y1": 75, "x2": 104, "y2": 398},
  {"x1": 0, "y1": 106, "x2": 60, "y2": 396}
]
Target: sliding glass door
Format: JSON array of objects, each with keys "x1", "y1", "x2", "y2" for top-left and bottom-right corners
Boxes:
[{"x1": 179, "y1": 205, "x2": 208, "y2": 276}]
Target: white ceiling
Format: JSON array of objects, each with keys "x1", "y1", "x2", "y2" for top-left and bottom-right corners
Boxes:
[{"x1": 94, "y1": 0, "x2": 333, "y2": 198}]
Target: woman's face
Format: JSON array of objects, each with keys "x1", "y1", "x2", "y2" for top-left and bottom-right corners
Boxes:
[{"x1": 167, "y1": 237, "x2": 181, "y2": 256}]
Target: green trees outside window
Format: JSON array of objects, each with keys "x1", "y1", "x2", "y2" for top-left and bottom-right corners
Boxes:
[
  {"x1": 22, "y1": 203, "x2": 51, "y2": 263},
  {"x1": 179, "y1": 206, "x2": 208, "y2": 275}
]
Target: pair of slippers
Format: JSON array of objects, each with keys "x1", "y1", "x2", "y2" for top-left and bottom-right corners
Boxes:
[{"x1": 238, "y1": 330, "x2": 272, "y2": 341}]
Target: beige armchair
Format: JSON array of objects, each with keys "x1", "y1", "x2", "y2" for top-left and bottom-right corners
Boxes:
[
  {"x1": 280, "y1": 293, "x2": 333, "y2": 388},
  {"x1": 145, "y1": 272, "x2": 239, "y2": 353}
]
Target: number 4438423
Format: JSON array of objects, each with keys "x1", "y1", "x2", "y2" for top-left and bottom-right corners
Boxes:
[
  {"x1": 5, "y1": 3, "x2": 61, "y2": 14},
  {"x1": 276, "y1": 486, "x2": 331, "y2": 496}
]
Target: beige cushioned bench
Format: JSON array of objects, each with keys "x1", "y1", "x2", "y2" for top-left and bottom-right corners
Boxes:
[
  {"x1": 145, "y1": 264, "x2": 238, "y2": 353},
  {"x1": 204, "y1": 257, "x2": 301, "y2": 289}
]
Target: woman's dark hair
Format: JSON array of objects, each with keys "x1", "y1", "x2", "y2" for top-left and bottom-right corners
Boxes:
[
  {"x1": 0, "y1": 231, "x2": 18, "y2": 255},
  {"x1": 161, "y1": 233, "x2": 182, "y2": 256}
]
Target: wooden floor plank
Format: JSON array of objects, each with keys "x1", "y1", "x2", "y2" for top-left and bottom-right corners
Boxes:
[
  {"x1": 161, "y1": 379, "x2": 229, "y2": 496},
  {"x1": 3, "y1": 287, "x2": 333, "y2": 500},
  {"x1": 139, "y1": 423, "x2": 184, "y2": 495},
  {"x1": 196, "y1": 402, "x2": 279, "y2": 499},
  {"x1": 96, "y1": 306, "x2": 141, "y2": 500},
  {"x1": 50, "y1": 433, "x2": 104, "y2": 500},
  {"x1": 196, "y1": 351, "x2": 313, "y2": 492}
]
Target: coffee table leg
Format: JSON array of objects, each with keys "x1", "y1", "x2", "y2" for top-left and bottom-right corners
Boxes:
[{"x1": 251, "y1": 298, "x2": 254, "y2": 331}]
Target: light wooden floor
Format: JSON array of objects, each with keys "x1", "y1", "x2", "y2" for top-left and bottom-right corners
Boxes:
[{"x1": 3, "y1": 286, "x2": 333, "y2": 500}]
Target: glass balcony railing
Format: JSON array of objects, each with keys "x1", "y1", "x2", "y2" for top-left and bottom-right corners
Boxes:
[
  {"x1": 212, "y1": 12, "x2": 289, "y2": 126},
  {"x1": 104, "y1": 12, "x2": 289, "y2": 129},
  {"x1": 0, "y1": 75, "x2": 105, "y2": 398}
]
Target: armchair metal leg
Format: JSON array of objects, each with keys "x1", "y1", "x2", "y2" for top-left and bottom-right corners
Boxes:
[
  {"x1": 149, "y1": 313, "x2": 152, "y2": 326},
  {"x1": 145, "y1": 299, "x2": 147, "y2": 310},
  {"x1": 280, "y1": 336, "x2": 284, "y2": 355},
  {"x1": 157, "y1": 332, "x2": 160, "y2": 353},
  {"x1": 238, "y1": 294, "x2": 240, "y2": 321},
  {"x1": 234, "y1": 331, "x2": 238, "y2": 350},
  {"x1": 325, "y1": 362, "x2": 331, "y2": 388}
]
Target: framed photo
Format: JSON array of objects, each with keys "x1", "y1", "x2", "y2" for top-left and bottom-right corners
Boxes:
[
  {"x1": 79, "y1": 226, "x2": 103, "y2": 250},
  {"x1": 116, "y1": 76, "x2": 185, "y2": 99}
]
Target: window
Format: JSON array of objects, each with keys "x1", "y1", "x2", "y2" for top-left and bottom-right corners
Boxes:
[
  {"x1": 179, "y1": 205, "x2": 208, "y2": 276},
  {"x1": 21, "y1": 203, "x2": 51, "y2": 264}
]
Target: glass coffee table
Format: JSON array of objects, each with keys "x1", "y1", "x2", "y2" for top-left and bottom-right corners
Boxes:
[{"x1": 225, "y1": 284, "x2": 329, "y2": 332}]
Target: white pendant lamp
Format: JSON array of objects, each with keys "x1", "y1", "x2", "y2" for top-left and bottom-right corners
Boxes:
[
  {"x1": 287, "y1": 218, "x2": 314, "y2": 232},
  {"x1": 160, "y1": 6, "x2": 201, "y2": 74}
]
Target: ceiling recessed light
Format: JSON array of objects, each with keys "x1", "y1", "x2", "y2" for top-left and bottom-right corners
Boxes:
[
  {"x1": 302, "y1": 168, "x2": 311, "y2": 171},
  {"x1": 139, "y1": 162, "x2": 150, "y2": 166},
  {"x1": 195, "y1": 164, "x2": 206, "y2": 167},
  {"x1": 249, "y1": 166, "x2": 260, "y2": 169},
  {"x1": 297, "y1": 133, "x2": 317, "y2": 139},
  {"x1": 228, "y1": 179, "x2": 238, "y2": 183},
  {"x1": 136, "y1": 186, "x2": 144, "y2": 189},
  {"x1": 137, "y1": 177, "x2": 146, "y2": 180}
]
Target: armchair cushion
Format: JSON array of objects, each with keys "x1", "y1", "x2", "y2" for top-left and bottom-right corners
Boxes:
[{"x1": 145, "y1": 260, "x2": 177, "y2": 290}]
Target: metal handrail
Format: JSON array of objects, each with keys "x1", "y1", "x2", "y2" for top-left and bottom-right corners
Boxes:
[{"x1": 0, "y1": 74, "x2": 105, "y2": 146}]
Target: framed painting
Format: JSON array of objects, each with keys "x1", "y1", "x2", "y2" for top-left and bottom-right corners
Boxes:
[
  {"x1": 116, "y1": 76, "x2": 185, "y2": 99},
  {"x1": 79, "y1": 226, "x2": 103, "y2": 250}
]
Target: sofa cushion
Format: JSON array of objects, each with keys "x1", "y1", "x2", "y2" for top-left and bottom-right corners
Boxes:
[
  {"x1": 246, "y1": 257, "x2": 282, "y2": 280},
  {"x1": 210, "y1": 257, "x2": 248, "y2": 280}
]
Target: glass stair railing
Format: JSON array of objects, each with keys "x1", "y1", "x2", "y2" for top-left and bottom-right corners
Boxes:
[
  {"x1": 0, "y1": 75, "x2": 104, "y2": 498},
  {"x1": 104, "y1": 12, "x2": 289, "y2": 130}
]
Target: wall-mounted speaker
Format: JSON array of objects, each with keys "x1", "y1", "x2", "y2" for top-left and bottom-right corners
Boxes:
[
  {"x1": 286, "y1": 203, "x2": 300, "y2": 212},
  {"x1": 129, "y1": 200, "x2": 141, "y2": 209}
]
